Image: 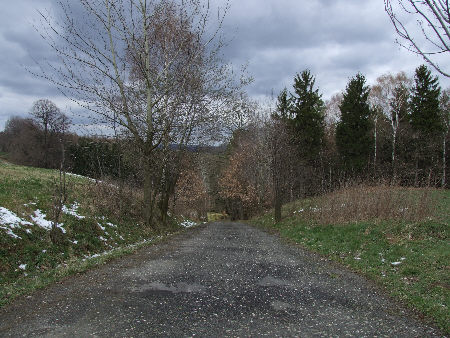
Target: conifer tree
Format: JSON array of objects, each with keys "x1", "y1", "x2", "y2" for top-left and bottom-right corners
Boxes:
[
  {"x1": 336, "y1": 73, "x2": 373, "y2": 172},
  {"x1": 410, "y1": 65, "x2": 442, "y2": 185},
  {"x1": 273, "y1": 88, "x2": 291, "y2": 120},
  {"x1": 289, "y1": 70, "x2": 325, "y2": 160},
  {"x1": 410, "y1": 65, "x2": 442, "y2": 135}
]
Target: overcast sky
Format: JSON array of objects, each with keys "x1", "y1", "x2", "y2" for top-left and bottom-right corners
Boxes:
[{"x1": 0, "y1": 0, "x2": 449, "y2": 132}]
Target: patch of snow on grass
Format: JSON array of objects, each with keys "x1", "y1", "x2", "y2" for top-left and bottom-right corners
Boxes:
[
  {"x1": 62, "y1": 202, "x2": 85, "y2": 219},
  {"x1": 31, "y1": 209, "x2": 66, "y2": 233},
  {"x1": 67, "y1": 172, "x2": 97, "y2": 183},
  {"x1": 0, "y1": 206, "x2": 33, "y2": 238},
  {"x1": 0, "y1": 207, "x2": 32, "y2": 228},
  {"x1": 1, "y1": 226, "x2": 22, "y2": 239}
]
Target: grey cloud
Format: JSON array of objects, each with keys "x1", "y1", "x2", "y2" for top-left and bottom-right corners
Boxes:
[{"x1": 1, "y1": 0, "x2": 450, "y2": 132}]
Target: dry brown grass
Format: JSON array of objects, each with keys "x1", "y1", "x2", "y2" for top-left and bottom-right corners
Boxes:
[
  {"x1": 78, "y1": 177, "x2": 145, "y2": 222},
  {"x1": 295, "y1": 185, "x2": 438, "y2": 225}
]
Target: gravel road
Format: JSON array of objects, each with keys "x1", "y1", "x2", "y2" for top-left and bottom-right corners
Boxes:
[{"x1": 0, "y1": 222, "x2": 442, "y2": 337}]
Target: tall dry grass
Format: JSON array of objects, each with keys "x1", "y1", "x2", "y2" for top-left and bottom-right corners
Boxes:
[
  {"x1": 79, "y1": 177, "x2": 145, "y2": 222},
  {"x1": 297, "y1": 185, "x2": 438, "y2": 224}
]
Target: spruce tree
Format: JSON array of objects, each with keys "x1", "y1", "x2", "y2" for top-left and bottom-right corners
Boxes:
[
  {"x1": 289, "y1": 70, "x2": 325, "y2": 160},
  {"x1": 410, "y1": 65, "x2": 442, "y2": 135},
  {"x1": 336, "y1": 73, "x2": 373, "y2": 172},
  {"x1": 410, "y1": 64, "x2": 442, "y2": 185},
  {"x1": 273, "y1": 88, "x2": 291, "y2": 120}
]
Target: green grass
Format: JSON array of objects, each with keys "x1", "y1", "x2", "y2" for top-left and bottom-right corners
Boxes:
[
  {"x1": 250, "y1": 186, "x2": 449, "y2": 334},
  {"x1": 0, "y1": 160, "x2": 183, "y2": 306}
]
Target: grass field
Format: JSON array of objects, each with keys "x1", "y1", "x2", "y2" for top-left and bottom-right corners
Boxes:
[
  {"x1": 0, "y1": 160, "x2": 194, "y2": 306},
  {"x1": 250, "y1": 185, "x2": 449, "y2": 334}
]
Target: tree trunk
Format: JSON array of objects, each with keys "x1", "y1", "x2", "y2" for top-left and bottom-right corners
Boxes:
[
  {"x1": 159, "y1": 193, "x2": 170, "y2": 225},
  {"x1": 374, "y1": 116, "x2": 377, "y2": 176},
  {"x1": 273, "y1": 149, "x2": 282, "y2": 222},
  {"x1": 443, "y1": 133, "x2": 446, "y2": 188},
  {"x1": 44, "y1": 124, "x2": 48, "y2": 168},
  {"x1": 143, "y1": 158, "x2": 155, "y2": 228},
  {"x1": 392, "y1": 129, "x2": 397, "y2": 184},
  {"x1": 274, "y1": 184, "x2": 282, "y2": 223}
]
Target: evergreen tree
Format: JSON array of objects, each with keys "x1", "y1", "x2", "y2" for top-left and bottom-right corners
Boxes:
[
  {"x1": 289, "y1": 70, "x2": 325, "y2": 160},
  {"x1": 410, "y1": 65, "x2": 442, "y2": 135},
  {"x1": 410, "y1": 65, "x2": 442, "y2": 185},
  {"x1": 273, "y1": 88, "x2": 291, "y2": 120},
  {"x1": 336, "y1": 73, "x2": 373, "y2": 172}
]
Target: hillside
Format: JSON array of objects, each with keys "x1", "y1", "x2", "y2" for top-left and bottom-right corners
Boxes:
[
  {"x1": 0, "y1": 160, "x2": 197, "y2": 305},
  {"x1": 250, "y1": 186, "x2": 450, "y2": 334}
]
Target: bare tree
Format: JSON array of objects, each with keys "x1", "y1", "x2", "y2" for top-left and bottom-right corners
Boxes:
[
  {"x1": 2, "y1": 117, "x2": 43, "y2": 166},
  {"x1": 324, "y1": 93, "x2": 343, "y2": 126},
  {"x1": 31, "y1": 99, "x2": 64, "y2": 167},
  {"x1": 385, "y1": 0, "x2": 450, "y2": 77},
  {"x1": 370, "y1": 72, "x2": 412, "y2": 180},
  {"x1": 440, "y1": 88, "x2": 450, "y2": 187},
  {"x1": 35, "y1": 0, "x2": 245, "y2": 229}
]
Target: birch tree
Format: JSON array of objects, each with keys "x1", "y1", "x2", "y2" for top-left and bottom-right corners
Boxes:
[
  {"x1": 36, "y1": 0, "x2": 244, "y2": 228},
  {"x1": 370, "y1": 72, "x2": 412, "y2": 180},
  {"x1": 440, "y1": 88, "x2": 450, "y2": 187}
]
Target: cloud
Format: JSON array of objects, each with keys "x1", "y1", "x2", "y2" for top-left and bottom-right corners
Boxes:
[
  {"x1": 0, "y1": 0, "x2": 449, "y2": 132},
  {"x1": 218, "y1": 0, "x2": 450, "y2": 98}
]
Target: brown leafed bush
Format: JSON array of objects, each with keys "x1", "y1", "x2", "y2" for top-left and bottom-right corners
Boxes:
[{"x1": 174, "y1": 168, "x2": 209, "y2": 220}]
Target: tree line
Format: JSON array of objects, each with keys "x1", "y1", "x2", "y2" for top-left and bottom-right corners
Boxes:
[
  {"x1": 217, "y1": 65, "x2": 449, "y2": 220},
  {"x1": 2, "y1": 64, "x2": 448, "y2": 223}
]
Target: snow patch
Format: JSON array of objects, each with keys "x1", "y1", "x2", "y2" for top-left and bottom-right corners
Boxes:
[
  {"x1": 31, "y1": 209, "x2": 66, "y2": 233},
  {"x1": 66, "y1": 172, "x2": 98, "y2": 183},
  {"x1": 62, "y1": 202, "x2": 85, "y2": 219},
  {"x1": 0, "y1": 207, "x2": 32, "y2": 227},
  {"x1": 0, "y1": 226, "x2": 22, "y2": 239},
  {"x1": 0, "y1": 206, "x2": 33, "y2": 238},
  {"x1": 180, "y1": 219, "x2": 197, "y2": 228}
]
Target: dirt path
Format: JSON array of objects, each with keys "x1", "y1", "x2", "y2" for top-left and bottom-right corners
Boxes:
[{"x1": 0, "y1": 222, "x2": 441, "y2": 337}]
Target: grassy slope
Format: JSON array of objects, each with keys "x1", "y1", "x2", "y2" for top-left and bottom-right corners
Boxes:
[
  {"x1": 250, "y1": 187, "x2": 449, "y2": 334},
  {"x1": 0, "y1": 160, "x2": 185, "y2": 306}
]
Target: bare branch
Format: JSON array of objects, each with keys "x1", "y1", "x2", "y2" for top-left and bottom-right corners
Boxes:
[{"x1": 385, "y1": 0, "x2": 450, "y2": 77}]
